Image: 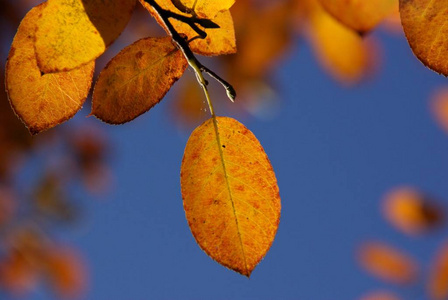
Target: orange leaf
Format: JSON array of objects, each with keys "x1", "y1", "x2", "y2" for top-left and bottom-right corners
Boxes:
[
  {"x1": 91, "y1": 37, "x2": 187, "y2": 124},
  {"x1": 431, "y1": 87, "x2": 448, "y2": 134},
  {"x1": 44, "y1": 247, "x2": 87, "y2": 299},
  {"x1": 5, "y1": 4, "x2": 94, "y2": 135},
  {"x1": 428, "y1": 242, "x2": 448, "y2": 300},
  {"x1": 399, "y1": 0, "x2": 448, "y2": 75},
  {"x1": 318, "y1": 0, "x2": 397, "y2": 33},
  {"x1": 358, "y1": 241, "x2": 418, "y2": 284},
  {"x1": 359, "y1": 290, "x2": 402, "y2": 300},
  {"x1": 35, "y1": 0, "x2": 136, "y2": 72},
  {"x1": 173, "y1": 0, "x2": 236, "y2": 19},
  {"x1": 382, "y1": 187, "x2": 445, "y2": 235},
  {"x1": 0, "y1": 251, "x2": 39, "y2": 297},
  {"x1": 306, "y1": 0, "x2": 375, "y2": 84},
  {"x1": 180, "y1": 117, "x2": 281, "y2": 276},
  {"x1": 139, "y1": 0, "x2": 236, "y2": 56}
]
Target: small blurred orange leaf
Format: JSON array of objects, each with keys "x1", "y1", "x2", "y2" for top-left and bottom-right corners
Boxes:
[
  {"x1": 382, "y1": 187, "x2": 444, "y2": 235},
  {"x1": 399, "y1": 0, "x2": 448, "y2": 75},
  {"x1": 318, "y1": 0, "x2": 397, "y2": 33},
  {"x1": 358, "y1": 241, "x2": 418, "y2": 284},
  {"x1": 428, "y1": 242, "x2": 448, "y2": 300},
  {"x1": 431, "y1": 87, "x2": 448, "y2": 134},
  {"x1": 181, "y1": 117, "x2": 281, "y2": 276},
  {"x1": 35, "y1": 0, "x2": 136, "y2": 72},
  {"x1": 92, "y1": 37, "x2": 187, "y2": 124},
  {"x1": 306, "y1": 0, "x2": 374, "y2": 84},
  {"x1": 140, "y1": 0, "x2": 236, "y2": 56},
  {"x1": 359, "y1": 290, "x2": 402, "y2": 300},
  {"x1": 5, "y1": 4, "x2": 94, "y2": 135},
  {"x1": 0, "y1": 251, "x2": 39, "y2": 297}
]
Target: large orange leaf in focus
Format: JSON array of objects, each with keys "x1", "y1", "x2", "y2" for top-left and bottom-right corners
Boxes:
[
  {"x1": 139, "y1": 0, "x2": 236, "y2": 56},
  {"x1": 318, "y1": 0, "x2": 397, "y2": 33},
  {"x1": 431, "y1": 87, "x2": 448, "y2": 134},
  {"x1": 181, "y1": 117, "x2": 281, "y2": 276},
  {"x1": 428, "y1": 242, "x2": 448, "y2": 300},
  {"x1": 358, "y1": 241, "x2": 418, "y2": 284},
  {"x1": 382, "y1": 187, "x2": 444, "y2": 235},
  {"x1": 35, "y1": 0, "x2": 136, "y2": 72},
  {"x1": 173, "y1": 0, "x2": 236, "y2": 19},
  {"x1": 5, "y1": 4, "x2": 94, "y2": 135},
  {"x1": 305, "y1": 0, "x2": 375, "y2": 85},
  {"x1": 92, "y1": 37, "x2": 187, "y2": 124},
  {"x1": 399, "y1": 0, "x2": 448, "y2": 75}
]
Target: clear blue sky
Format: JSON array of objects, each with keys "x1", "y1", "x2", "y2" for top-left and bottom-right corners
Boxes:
[{"x1": 6, "y1": 4, "x2": 448, "y2": 300}]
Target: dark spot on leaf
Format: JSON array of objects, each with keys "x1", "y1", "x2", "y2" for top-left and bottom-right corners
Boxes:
[
  {"x1": 135, "y1": 51, "x2": 144, "y2": 59},
  {"x1": 222, "y1": 144, "x2": 226, "y2": 148}
]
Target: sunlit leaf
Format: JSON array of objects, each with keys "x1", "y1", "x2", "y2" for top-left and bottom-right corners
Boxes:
[
  {"x1": 428, "y1": 242, "x2": 448, "y2": 300},
  {"x1": 359, "y1": 291, "x2": 402, "y2": 300},
  {"x1": 181, "y1": 117, "x2": 281, "y2": 276},
  {"x1": 431, "y1": 87, "x2": 448, "y2": 134},
  {"x1": 305, "y1": 0, "x2": 375, "y2": 84},
  {"x1": 358, "y1": 241, "x2": 418, "y2": 284},
  {"x1": 174, "y1": 0, "x2": 235, "y2": 19},
  {"x1": 140, "y1": 0, "x2": 236, "y2": 56},
  {"x1": 44, "y1": 247, "x2": 87, "y2": 299},
  {"x1": 92, "y1": 37, "x2": 187, "y2": 124},
  {"x1": 35, "y1": 0, "x2": 136, "y2": 72},
  {"x1": 382, "y1": 187, "x2": 445, "y2": 235},
  {"x1": 399, "y1": 0, "x2": 448, "y2": 75},
  {"x1": 5, "y1": 4, "x2": 94, "y2": 135},
  {"x1": 318, "y1": 0, "x2": 397, "y2": 33}
]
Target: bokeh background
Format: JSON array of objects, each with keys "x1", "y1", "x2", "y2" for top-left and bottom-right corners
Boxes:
[{"x1": 1, "y1": 0, "x2": 448, "y2": 299}]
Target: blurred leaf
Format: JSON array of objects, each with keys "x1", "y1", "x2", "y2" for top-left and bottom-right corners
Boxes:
[
  {"x1": 92, "y1": 37, "x2": 187, "y2": 124},
  {"x1": 318, "y1": 0, "x2": 397, "y2": 33},
  {"x1": 359, "y1": 290, "x2": 402, "y2": 300},
  {"x1": 305, "y1": 0, "x2": 376, "y2": 84},
  {"x1": 382, "y1": 187, "x2": 445, "y2": 235},
  {"x1": 428, "y1": 242, "x2": 448, "y2": 300},
  {"x1": 35, "y1": 0, "x2": 136, "y2": 72},
  {"x1": 358, "y1": 241, "x2": 419, "y2": 284},
  {"x1": 181, "y1": 117, "x2": 281, "y2": 276},
  {"x1": 399, "y1": 0, "x2": 448, "y2": 75},
  {"x1": 44, "y1": 247, "x2": 87, "y2": 299},
  {"x1": 431, "y1": 87, "x2": 448, "y2": 134},
  {"x1": 5, "y1": 4, "x2": 95, "y2": 135},
  {"x1": 140, "y1": 0, "x2": 236, "y2": 56},
  {"x1": 0, "y1": 250, "x2": 39, "y2": 297}
]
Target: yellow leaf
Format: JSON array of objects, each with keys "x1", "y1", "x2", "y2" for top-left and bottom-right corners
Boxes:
[
  {"x1": 399, "y1": 0, "x2": 448, "y2": 75},
  {"x1": 358, "y1": 241, "x2": 419, "y2": 284},
  {"x1": 428, "y1": 242, "x2": 448, "y2": 300},
  {"x1": 35, "y1": 0, "x2": 136, "y2": 73},
  {"x1": 139, "y1": 0, "x2": 236, "y2": 56},
  {"x1": 306, "y1": 0, "x2": 375, "y2": 84},
  {"x1": 180, "y1": 117, "x2": 281, "y2": 276},
  {"x1": 318, "y1": 0, "x2": 397, "y2": 33},
  {"x1": 174, "y1": 0, "x2": 236, "y2": 19},
  {"x1": 5, "y1": 4, "x2": 94, "y2": 135},
  {"x1": 91, "y1": 37, "x2": 187, "y2": 124},
  {"x1": 382, "y1": 187, "x2": 445, "y2": 235}
]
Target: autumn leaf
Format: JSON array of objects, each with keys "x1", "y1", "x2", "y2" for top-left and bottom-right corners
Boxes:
[
  {"x1": 173, "y1": 0, "x2": 235, "y2": 19},
  {"x1": 399, "y1": 0, "x2": 448, "y2": 75},
  {"x1": 5, "y1": 4, "x2": 94, "y2": 135},
  {"x1": 358, "y1": 241, "x2": 418, "y2": 284},
  {"x1": 359, "y1": 291, "x2": 402, "y2": 300},
  {"x1": 304, "y1": 0, "x2": 375, "y2": 84},
  {"x1": 0, "y1": 251, "x2": 39, "y2": 297},
  {"x1": 382, "y1": 187, "x2": 445, "y2": 235},
  {"x1": 35, "y1": 0, "x2": 136, "y2": 72},
  {"x1": 139, "y1": 0, "x2": 236, "y2": 56},
  {"x1": 180, "y1": 117, "x2": 281, "y2": 276},
  {"x1": 428, "y1": 242, "x2": 448, "y2": 300},
  {"x1": 318, "y1": 0, "x2": 397, "y2": 33},
  {"x1": 430, "y1": 87, "x2": 448, "y2": 134},
  {"x1": 91, "y1": 37, "x2": 187, "y2": 124}
]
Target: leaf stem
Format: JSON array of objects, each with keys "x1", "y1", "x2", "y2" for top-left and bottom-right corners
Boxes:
[{"x1": 144, "y1": 0, "x2": 236, "y2": 114}]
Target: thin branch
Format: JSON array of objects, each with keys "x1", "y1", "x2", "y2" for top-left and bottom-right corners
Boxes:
[{"x1": 144, "y1": 0, "x2": 236, "y2": 107}]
